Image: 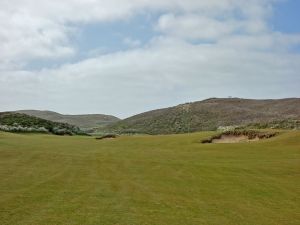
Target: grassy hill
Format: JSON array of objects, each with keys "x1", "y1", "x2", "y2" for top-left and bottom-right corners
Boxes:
[
  {"x1": 0, "y1": 131, "x2": 299, "y2": 225},
  {"x1": 0, "y1": 112, "x2": 85, "y2": 135},
  {"x1": 104, "y1": 98, "x2": 300, "y2": 134},
  {"x1": 16, "y1": 110, "x2": 120, "y2": 130}
]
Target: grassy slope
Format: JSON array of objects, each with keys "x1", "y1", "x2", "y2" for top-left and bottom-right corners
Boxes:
[
  {"x1": 105, "y1": 98, "x2": 300, "y2": 134},
  {"x1": 0, "y1": 131, "x2": 299, "y2": 225},
  {"x1": 16, "y1": 110, "x2": 120, "y2": 129}
]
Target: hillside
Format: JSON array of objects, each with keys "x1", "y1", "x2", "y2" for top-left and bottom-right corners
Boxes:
[
  {"x1": 16, "y1": 110, "x2": 120, "y2": 130},
  {"x1": 0, "y1": 112, "x2": 85, "y2": 135},
  {"x1": 105, "y1": 98, "x2": 300, "y2": 134}
]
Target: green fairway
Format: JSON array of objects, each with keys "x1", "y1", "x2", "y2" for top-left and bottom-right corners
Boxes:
[{"x1": 0, "y1": 131, "x2": 299, "y2": 225}]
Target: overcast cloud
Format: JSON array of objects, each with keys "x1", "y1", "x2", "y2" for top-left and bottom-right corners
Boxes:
[{"x1": 0, "y1": 0, "x2": 299, "y2": 118}]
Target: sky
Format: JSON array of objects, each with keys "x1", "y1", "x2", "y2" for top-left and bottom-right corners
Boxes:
[{"x1": 0, "y1": 0, "x2": 299, "y2": 118}]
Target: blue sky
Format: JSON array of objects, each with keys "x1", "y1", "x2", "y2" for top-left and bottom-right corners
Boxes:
[
  {"x1": 0, "y1": 0, "x2": 299, "y2": 118},
  {"x1": 271, "y1": 0, "x2": 300, "y2": 53},
  {"x1": 75, "y1": 0, "x2": 300, "y2": 56},
  {"x1": 272, "y1": 0, "x2": 300, "y2": 33},
  {"x1": 29, "y1": 0, "x2": 300, "y2": 70},
  {"x1": 76, "y1": 14, "x2": 158, "y2": 53}
]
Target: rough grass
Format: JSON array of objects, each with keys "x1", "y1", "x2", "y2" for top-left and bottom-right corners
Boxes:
[{"x1": 0, "y1": 131, "x2": 299, "y2": 225}]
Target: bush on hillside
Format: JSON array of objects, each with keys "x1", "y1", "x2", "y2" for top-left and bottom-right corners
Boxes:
[{"x1": 0, "y1": 112, "x2": 86, "y2": 135}]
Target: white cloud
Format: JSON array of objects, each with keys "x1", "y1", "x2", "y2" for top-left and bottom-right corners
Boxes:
[
  {"x1": 0, "y1": 0, "x2": 278, "y2": 66},
  {"x1": 0, "y1": 0, "x2": 299, "y2": 117},
  {"x1": 156, "y1": 14, "x2": 242, "y2": 40},
  {"x1": 0, "y1": 10, "x2": 74, "y2": 68},
  {"x1": 219, "y1": 33, "x2": 300, "y2": 51},
  {"x1": 1, "y1": 36, "x2": 299, "y2": 117}
]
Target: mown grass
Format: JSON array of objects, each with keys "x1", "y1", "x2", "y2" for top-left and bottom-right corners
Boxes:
[{"x1": 0, "y1": 131, "x2": 299, "y2": 225}]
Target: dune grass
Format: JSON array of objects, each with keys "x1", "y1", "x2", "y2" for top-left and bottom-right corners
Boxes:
[{"x1": 0, "y1": 131, "x2": 299, "y2": 225}]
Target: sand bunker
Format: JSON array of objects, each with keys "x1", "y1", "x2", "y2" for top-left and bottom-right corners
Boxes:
[
  {"x1": 202, "y1": 130, "x2": 278, "y2": 144},
  {"x1": 212, "y1": 135, "x2": 259, "y2": 143}
]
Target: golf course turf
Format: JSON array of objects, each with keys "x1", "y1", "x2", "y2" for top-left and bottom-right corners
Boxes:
[{"x1": 0, "y1": 131, "x2": 299, "y2": 225}]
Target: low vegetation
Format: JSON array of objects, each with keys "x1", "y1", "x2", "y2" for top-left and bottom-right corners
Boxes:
[
  {"x1": 241, "y1": 119, "x2": 300, "y2": 130},
  {"x1": 0, "y1": 112, "x2": 86, "y2": 135}
]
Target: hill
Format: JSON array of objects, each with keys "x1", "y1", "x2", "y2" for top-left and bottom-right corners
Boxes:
[
  {"x1": 0, "y1": 112, "x2": 85, "y2": 135},
  {"x1": 105, "y1": 98, "x2": 300, "y2": 134},
  {"x1": 16, "y1": 110, "x2": 120, "y2": 130}
]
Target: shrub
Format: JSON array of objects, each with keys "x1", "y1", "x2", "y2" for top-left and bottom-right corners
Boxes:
[{"x1": 0, "y1": 112, "x2": 86, "y2": 136}]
